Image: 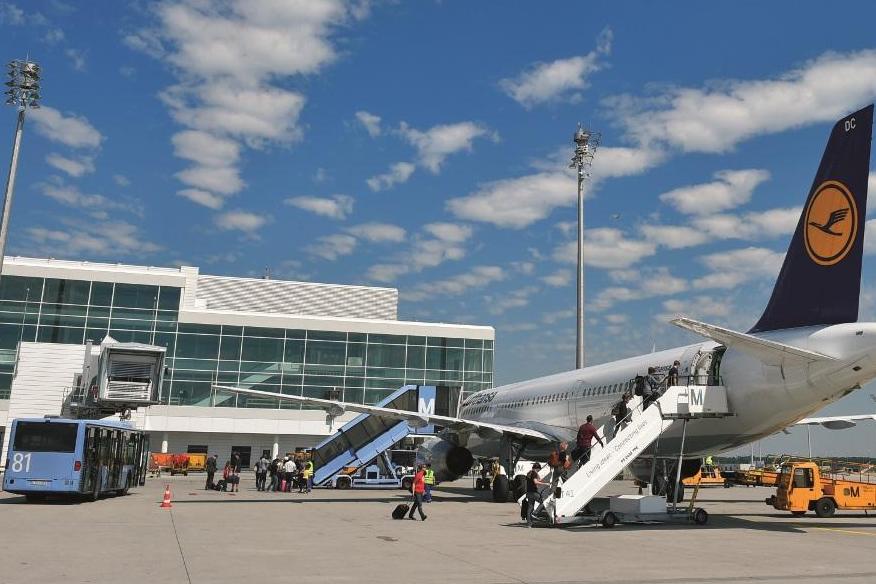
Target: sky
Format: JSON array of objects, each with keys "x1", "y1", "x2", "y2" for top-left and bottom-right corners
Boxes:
[{"x1": 2, "y1": 0, "x2": 876, "y2": 456}]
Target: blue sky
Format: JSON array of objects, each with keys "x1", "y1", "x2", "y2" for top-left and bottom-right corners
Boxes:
[{"x1": 2, "y1": 1, "x2": 876, "y2": 455}]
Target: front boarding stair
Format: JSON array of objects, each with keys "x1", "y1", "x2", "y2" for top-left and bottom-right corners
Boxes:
[{"x1": 530, "y1": 384, "x2": 731, "y2": 526}]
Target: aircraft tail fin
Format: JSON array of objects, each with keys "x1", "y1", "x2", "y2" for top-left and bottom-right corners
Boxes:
[{"x1": 749, "y1": 105, "x2": 873, "y2": 333}]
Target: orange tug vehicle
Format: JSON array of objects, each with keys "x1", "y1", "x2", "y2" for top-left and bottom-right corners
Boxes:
[{"x1": 767, "y1": 460, "x2": 876, "y2": 517}]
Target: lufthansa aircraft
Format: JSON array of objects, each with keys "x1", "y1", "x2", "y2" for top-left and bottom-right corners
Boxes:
[{"x1": 220, "y1": 105, "x2": 875, "y2": 502}]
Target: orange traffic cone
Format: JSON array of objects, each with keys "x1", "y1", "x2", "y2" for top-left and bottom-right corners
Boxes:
[{"x1": 160, "y1": 484, "x2": 173, "y2": 508}]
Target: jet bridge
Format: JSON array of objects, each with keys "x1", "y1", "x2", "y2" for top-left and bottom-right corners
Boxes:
[
  {"x1": 529, "y1": 383, "x2": 731, "y2": 526},
  {"x1": 312, "y1": 385, "x2": 438, "y2": 487}
]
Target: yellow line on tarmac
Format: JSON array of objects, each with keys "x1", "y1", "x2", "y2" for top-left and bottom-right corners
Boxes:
[{"x1": 812, "y1": 526, "x2": 876, "y2": 537}]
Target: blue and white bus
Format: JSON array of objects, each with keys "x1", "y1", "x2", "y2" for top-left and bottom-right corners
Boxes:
[{"x1": 3, "y1": 417, "x2": 149, "y2": 502}]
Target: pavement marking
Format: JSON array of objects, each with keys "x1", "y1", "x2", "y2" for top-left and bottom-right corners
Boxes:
[{"x1": 812, "y1": 526, "x2": 876, "y2": 537}]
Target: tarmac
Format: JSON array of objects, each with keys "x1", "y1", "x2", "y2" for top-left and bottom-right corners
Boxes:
[{"x1": 1, "y1": 475, "x2": 875, "y2": 584}]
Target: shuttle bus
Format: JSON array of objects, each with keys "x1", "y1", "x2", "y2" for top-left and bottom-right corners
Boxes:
[{"x1": 3, "y1": 417, "x2": 149, "y2": 502}]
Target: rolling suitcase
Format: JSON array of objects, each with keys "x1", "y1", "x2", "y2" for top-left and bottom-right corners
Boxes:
[{"x1": 392, "y1": 504, "x2": 410, "y2": 519}]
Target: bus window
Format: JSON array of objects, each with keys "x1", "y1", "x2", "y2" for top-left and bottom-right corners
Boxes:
[{"x1": 13, "y1": 421, "x2": 78, "y2": 452}]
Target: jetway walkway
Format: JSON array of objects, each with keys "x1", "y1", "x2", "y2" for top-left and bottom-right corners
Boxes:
[
  {"x1": 531, "y1": 384, "x2": 731, "y2": 525},
  {"x1": 312, "y1": 385, "x2": 436, "y2": 486}
]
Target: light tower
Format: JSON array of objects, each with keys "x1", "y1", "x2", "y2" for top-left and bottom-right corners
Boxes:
[
  {"x1": 0, "y1": 59, "x2": 41, "y2": 279},
  {"x1": 570, "y1": 124, "x2": 600, "y2": 369}
]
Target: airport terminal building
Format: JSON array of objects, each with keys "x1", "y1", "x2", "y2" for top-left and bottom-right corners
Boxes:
[{"x1": 0, "y1": 257, "x2": 494, "y2": 466}]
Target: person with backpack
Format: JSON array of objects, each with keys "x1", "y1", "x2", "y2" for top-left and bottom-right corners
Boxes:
[
  {"x1": 611, "y1": 393, "x2": 631, "y2": 438},
  {"x1": 205, "y1": 454, "x2": 217, "y2": 490},
  {"x1": 254, "y1": 454, "x2": 269, "y2": 491},
  {"x1": 524, "y1": 463, "x2": 548, "y2": 528},
  {"x1": 223, "y1": 460, "x2": 239, "y2": 492},
  {"x1": 407, "y1": 464, "x2": 428, "y2": 521}
]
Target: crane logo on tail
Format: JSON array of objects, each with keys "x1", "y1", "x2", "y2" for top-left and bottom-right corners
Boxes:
[{"x1": 804, "y1": 180, "x2": 858, "y2": 266}]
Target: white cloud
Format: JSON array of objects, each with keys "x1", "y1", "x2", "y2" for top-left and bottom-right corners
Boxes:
[
  {"x1": 45, "y1": 153, "x2": 94, "y2": 177},
  {"x1": 215, "y1": 209, "x2": 270, "y2": 233},
  {"x1": 30, "y1": 106, "x2": 102, "y2": 149},
  {"x1": 172, "y1": 130, "x2": 240, "y2": 168},
  {"x1": 640, "y1": 224, "x2": 709, "y2": 249},
  {"x1": 399, "y1": 121, "x2": 494, "y2": 173},
  {"x1": 592, "y1": 267, "x2": 687, "y2": 310},
  {"x1": 65, "y1": 48, "x2": 86, "y2": 71},
  {"x1": 553, "y1": 228, "x2": 657, "y2": 269},
  {"x1": 175, "y1": 165, "x2": 245, "y2": 196},
  {"x1": 500, "y1": 27, "x2": 612, "y2": 107},
  {"x1": 365, "y1": 223, "x2": 474, "y2": 282},
  {"x1": 346, "y1": 222, "x2": 406, "y2": 243},
  {"x1": 178, "y1": 188, "x2": 224, "y2": 210},
  {"x1": 662, "y1": 296, "x2": 731, "y2": 319},
  {"x1": 113, "y1": 174, "x2": 131, "y2": 187},
  {"x1": 424, "y1": 222, "x2": 472, "y2": 243},
  {"x1": 25, "y1": 220, "x2": 161, "y2": 258},
  {"x1": 366, "y1": 161, "x2": 415, "y2": 192},
  {"x1": 486, "y1": 285, "x2": 540, "y2": 315},
  {"x1": 692, "y1": 247, "x2": 785, "y2": 289},
  {"x1": 402, "y1": 266, "x2": 506, "y2": 302},
  {"x1": 542, "y1": 269, "x2": 573, "y2": 287},
  {"x1": 447, "y1": 145, "x2": 663, "y2": 228},
  {"x1": 607, "y1": 49, "x2": 876, "y2": 153},
  {"x1": 34, "y1": 176, "x2": 139, "y2": 215},
  {"x1": 692, "y1": 206, "x2": 801, "y2": 240},
  {"x1": 863, "y1": 219, "x2": 876, "y2": 255},
  {"x1": 0, "y1": 3, "x2": 24, "y2": 25},
  {"x1": 355, "y1": 110, "x2": 381, "y2": 137},
  {"x1": 604, "y1": 313, "x2": 629, "y2": 325},
  {"x1": 306, "y1": 233, "x2": 357, "y2": 261},
  {"x1": 131, "y1": 1, "x2": 362, "y2": 208},
  {"x1": 660, "y1": 169, "x2": 770, "y2": 215},
  {"x1": 285, "y1": 194, "x2": 354, "y2": 220}
]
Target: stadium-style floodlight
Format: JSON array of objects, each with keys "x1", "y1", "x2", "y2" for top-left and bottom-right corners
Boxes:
[
  {"x1": 569, "y1": 124, "x2": 601, "y2": 369},
  {"x1": 0, "y1": 59, "x2": 41, "y2": 279}
]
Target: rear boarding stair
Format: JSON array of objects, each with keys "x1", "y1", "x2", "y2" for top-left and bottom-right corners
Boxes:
[{"x1": 524, "y1": 383, "x2": 732, "y2": 526}]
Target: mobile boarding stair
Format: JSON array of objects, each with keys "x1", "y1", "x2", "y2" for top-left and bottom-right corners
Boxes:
[
  {"x1": 312, "y1": 385, "x2": 436, "y2": 487},
  {"x1": 526, "y1": 383, "x2": 732, "y2": 527}
]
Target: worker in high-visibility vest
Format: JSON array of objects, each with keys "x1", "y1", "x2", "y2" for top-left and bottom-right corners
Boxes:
[
  {"x1": 301, "y1": 456, "x2": 315, "y2": 493},
  {"x1": 423, "y1": 462, "x2": 436, "y2": 502}
]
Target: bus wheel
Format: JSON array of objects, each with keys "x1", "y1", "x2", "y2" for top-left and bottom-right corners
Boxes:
[
  {"x1": 815, "y1": 497, "x2": 836, "y2": 518},
  {"x1": 90, "y1": 479, "x2": 100, "y2": 502},
  {"x1": 336, "y1": 477, "x2": 351, "y2": 489}
]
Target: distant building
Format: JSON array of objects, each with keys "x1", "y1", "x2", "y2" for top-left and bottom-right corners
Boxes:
[{"x1": 0, "y1": 257, "x2": 494, "y2": 467}]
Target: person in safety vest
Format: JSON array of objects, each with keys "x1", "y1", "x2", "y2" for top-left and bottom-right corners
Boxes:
[
  {"x1": 423, "y1": 463, "x2": 436, "y2": 502},
  {"x1": 301, "y1": 455, "x2": 315, "y2": 493}
]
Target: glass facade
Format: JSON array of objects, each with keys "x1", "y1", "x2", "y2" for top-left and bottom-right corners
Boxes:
[{"x1": 0, "y1": 275, "x2": 494, "y2": 406}]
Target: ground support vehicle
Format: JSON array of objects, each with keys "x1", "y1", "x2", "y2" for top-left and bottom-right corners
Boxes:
[
  {"x1": 3, "y1": 417, "x2": 149, "y2": 501},
  {"x1": 598, "y1": 494, "x2": 710, "y2": 528},
  {"x1": 767, "y1": 460, "x2": 876, "y2": 517},
  {"x1": 683, "y1": 464, "x2": 730, "y2": 488},
  {"x1": 724, "y1": 467, "x2": 781, "y2": 487},
  {"x1": 329, "y1": 451, "x2": 414, "y2": 490}
]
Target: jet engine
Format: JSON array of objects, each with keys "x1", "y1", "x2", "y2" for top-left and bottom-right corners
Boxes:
[{"x1": 418, "y1": 438, "x2": 474, "y2": 482}]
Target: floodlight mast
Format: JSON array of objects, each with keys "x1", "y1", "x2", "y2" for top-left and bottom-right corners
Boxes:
[
  {"x1": 570, "y1": 124, "x2": 600, "y2": 369},
  {"x1": 0, "y1": 59, "x2": 41, "y2": 280}
]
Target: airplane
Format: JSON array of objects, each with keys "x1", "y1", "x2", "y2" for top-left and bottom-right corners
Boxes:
[{"x1": 217, "y1": 104, "x2": 875, "y2": 503}]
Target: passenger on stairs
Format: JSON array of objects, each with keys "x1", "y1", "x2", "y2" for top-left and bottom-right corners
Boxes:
[
  {"x1": 573, "y1": 415, "x2": 603, "y2": 467},
  {"x1": 525, "y1": 463, "x2": 548, "y2": 528},
  {"x1": 667, "y1": 361, "x2": 680, "y2": 387},
  {"x1": 643, "y1": 367, "x2": 662, "y2": 408},
  {"x1": 548, "y1": 442, "x2": 570, "y2": 488},
  {"x1": 611, "y1": 393, "x2": 631, "y2": 438}
]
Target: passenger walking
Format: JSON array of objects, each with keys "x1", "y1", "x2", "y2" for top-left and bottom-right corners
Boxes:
[
  {"x1": 423, "y1": 462, "x2": 435, "y2": 502},
  {"x1": 255, "y1": 454, "x2": 269, "y2": 491},
  {"x1": 612, "y1": 393, "x2": 631, "y2": 438},
  {"x1": 525, "y1": 463, "x2": 548, "y2": 528},
  {"x1": 573, "y1": 415, "x2": 603, "y2": 467},
  {"x1": 407, "y1": 464, "x2": 428, "y2": 521},
  {"x1": 205, "y1": 454, "x2": 217, "y2": 490},
  {"x1": 283, "y1": 456, "x2": 297, "y2": 493}
]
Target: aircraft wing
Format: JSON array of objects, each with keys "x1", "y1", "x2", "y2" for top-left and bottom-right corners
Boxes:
[
  {"x1": 794, "y1": 414, "x2": 876, "y2": 430},
  {"x1": 212, "y1": 385, "x2": 558, "y2": 444},
  {"x1": 670, "y1": 316, "x2": 837, "y2": 365}
]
